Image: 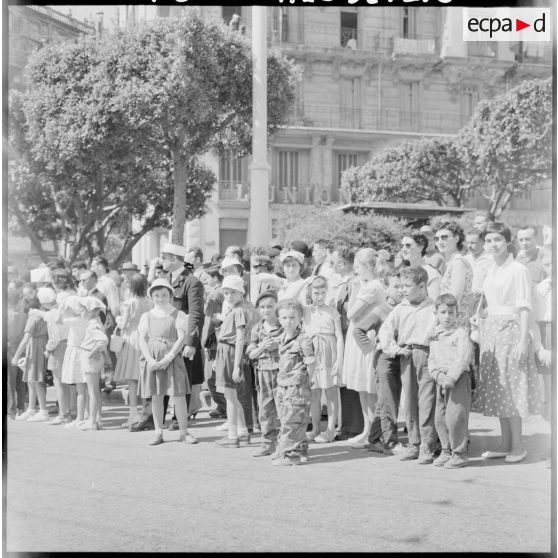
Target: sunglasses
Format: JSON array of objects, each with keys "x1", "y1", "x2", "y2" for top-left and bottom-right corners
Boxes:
[{"x1": 434, "y1": 234, "x2": 451, "y2": 242}]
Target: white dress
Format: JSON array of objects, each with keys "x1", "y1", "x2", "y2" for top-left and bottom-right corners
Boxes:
[
  {"x1": 60, "y1": 315, "x2": 88, "y2": 384},
  {"x1": 341, "y1": 278, "x2": 386, "y2": 394}
]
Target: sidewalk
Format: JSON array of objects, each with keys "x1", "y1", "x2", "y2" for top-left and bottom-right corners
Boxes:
[{"x1": 5, "y1": 385, "x2": 553, "y2": 553}]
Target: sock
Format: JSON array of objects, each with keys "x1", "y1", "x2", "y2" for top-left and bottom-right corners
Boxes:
[{"x1": 228, "y1": 424, "x2": 238, "y2": 439}]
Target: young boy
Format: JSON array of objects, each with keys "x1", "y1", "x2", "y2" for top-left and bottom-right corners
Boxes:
[
  {"x1": 273, "y1": 299, "x2": 315, "y2": 466},
  {"x1": 247, "y1": 290, "x2": 283, "y2": 457},
  {"x1": 428, "y1": 294, "x2": 473, "y2": 469},
  {"x1": 378, "y1": 267, "x2": 438, "y2": 464}
]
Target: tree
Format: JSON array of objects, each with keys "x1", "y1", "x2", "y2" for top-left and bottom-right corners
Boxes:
[
  {"x1": 340, "y1": 137, "x2": 472, "y2": 207},
  {"x1": 9, "y1": 13, "x2": 298, "y2": 263},
  {"x1": 457, "y1": 77, "x2": 552, "y2": 218},
  {"x1": 272, "y1": 205, "x2": 408, "y2": 254},
  {"x1": 104, "y1": 14, "x2": 298, "y2": 245}
]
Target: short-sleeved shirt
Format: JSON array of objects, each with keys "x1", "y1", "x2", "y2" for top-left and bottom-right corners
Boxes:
[
  {"x1": 533, "y1": 277, "x2": 551, "y2": 323},
  {"x1": 482, "y1": 255, "x2": 532, "y2": 311},
  {"x1": 138, "y1": 306, "x2": 188, "y2": 336},
  {"x1": 277, "y1": 328, "x2": 315, "y2": 386},
  {"x1": 217, "y1": 303, "x2": 248, "y2": 345},
  {"x1": 25, "y1": 313, "x2": 48, "y2": 339},
  {"x1": 247, "y1": 320, "x2": 283, "y2": 370}
]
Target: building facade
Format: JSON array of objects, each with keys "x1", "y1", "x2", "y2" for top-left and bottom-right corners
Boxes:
[
  {"x1": 8, "y1": 5, "x2": 96, "y2": 91},
  {"x1": 130, "y1": 5, "x2": 552, "y2": 265}
]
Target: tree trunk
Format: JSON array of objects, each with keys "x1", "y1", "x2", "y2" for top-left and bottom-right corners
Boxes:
[{"x1": 171, "y1": 153, "x2": 187, "y2": 246}]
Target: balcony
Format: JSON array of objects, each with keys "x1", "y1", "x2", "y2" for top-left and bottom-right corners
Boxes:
[
  {"x1": 288, "y1": 104, "x2": 463, "y2": 134},
  {"x1": 515, "y1": 43, "x2": 552, "y2": 65},
  {"x1": 219, "y1": 181, "x2": 248, "y2": 202},
  {"x1": 267, "y1": 23, "x2": 393, "y2": 57},
  {"x1": 467, "y1": 42, "x2": 497, "y2": 58},
  {"x1": 219, "y1": 181, "x2": 328, "y2": 204},
  {"x1": 27, "y1": 5, "x2": 94, "y2": 34},
  {"x1": 392, "y1": 35, "x2": 437, "y2": 57}
]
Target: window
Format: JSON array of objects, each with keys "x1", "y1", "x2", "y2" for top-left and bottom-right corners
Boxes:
[
  {"x1": 219, "y1": 151, "x2": 243, "y2": 184},
  {"x1": 460, "y1": 87, "x2": 478, "y2": 124},
  {"x1": 277, "y1": 150, "x2": 299, "y2": 189},
  {"x1": 337, "y1": 153, "x2": 359, "y2": 185},
  {"x1": 340, "y1": 10, "x2": 358, "y2": 47},
  {"x1": 400, "y1": 82, "x2": 420, "y2": 130},
  {"x1": 340, "y1": 78, "x2": 361, "y2": 128},
  {"x1": 401, "y1": 7, "x2": 417, "y2": 38},
  {"x1": 222, "y1": 6, "x2": 241, "y2": 25}
]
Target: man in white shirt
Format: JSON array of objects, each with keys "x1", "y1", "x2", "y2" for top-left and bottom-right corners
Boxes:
[
  {"x1": 464, "y1": 231, "x2": 493, "y2": 294},
  {"x1": 91, "y1": 256, "x2": 120, "y2": 317},
  {"x1": 515, "y1": 225, "x2": 546, "y2": 284}
]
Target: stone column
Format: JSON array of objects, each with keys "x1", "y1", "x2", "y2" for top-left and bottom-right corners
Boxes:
[{"x1": 248, "y1": 6, "x2": 271, "y2": 248}]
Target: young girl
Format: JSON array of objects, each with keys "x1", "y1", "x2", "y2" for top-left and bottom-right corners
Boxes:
[
  {"x1": 77, "y1": 297, "x2": 109, "y2": 431},
  {"x1": 214, "y1": 275, "x2": 250, "y2": 448},
  {"x1": 60, "y1": 295, "x2": 89, "y2": 429},
  {"x1": 303, "y1": 276, "x2": 344, "y2": 444},
  {"x1": 114, "y1": 273, "x2": 153, "y2": 428},
  {"x1": 12, "y1": 289, "x2": 51, "y2": 421},
  {"x1": 42, "y1": 289, "x2": 71, "y2": 424},
  {"x1": 277, "y1": 250, "x2": 312, "y2": 305},
  {"x1": 341, "y1": 248, "x2": 387, "y2": 448},
  {"x1": 138, "y1": 279, "x2": 197, "y2": 446}
]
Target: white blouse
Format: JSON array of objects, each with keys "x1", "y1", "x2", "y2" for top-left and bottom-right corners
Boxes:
[{"x1": 482, "y1": 255, "x2": 532, "y2": 311}]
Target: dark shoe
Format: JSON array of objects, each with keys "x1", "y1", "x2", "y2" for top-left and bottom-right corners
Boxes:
[
  {"x1": 400, "y1": 444, "x2": 420, "y2": 461},
  {"x1": 188, "y1": 413, "x2": 198, "y2": 421},
  {"x1": 334, "y1": 430, "x2": 350, "y2": 441},
  {"x1": 102, "y1": 380, "x2": 116, "y2": 394},
  {"x1": 168, "y1": 419, "x2": 179, "y2": 431},
  {"x1": 367, "y1": 440, "x2": 385, "y2": 454},
  {"x1": 239, "y1": 434, "x2": 251, "y2": 447},
  {"x1": 129, "y1": 415, "x2": 155, "y2": 432},
  {"x1": 215, "y1": 436, "x2": 240, "y2": 448},
  {"x1": 209, "y1": 409, "x2": 227, "y2": 419}
]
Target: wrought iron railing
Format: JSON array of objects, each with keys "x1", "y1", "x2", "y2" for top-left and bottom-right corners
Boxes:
[
  {"x1": 288, "y1": 104, "x2": 463, "y2": 134},
  {"x1": 393, "y1": 35, "x2": 437, "y2": 56}
]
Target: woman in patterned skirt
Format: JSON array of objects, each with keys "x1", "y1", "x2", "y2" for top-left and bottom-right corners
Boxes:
[{"x1": 475, "y1": 222, "x2": 543, "y2": 464}]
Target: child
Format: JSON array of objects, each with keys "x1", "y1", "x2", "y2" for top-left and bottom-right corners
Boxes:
[
  {"x1": 60, "y1": 296, "x2": 89, "y2": 429},
  {"x1": 138, "y1": 279, "x2": 198, "y2": 446},
  {"x1": 273, "y1": 299, "x2": 315, "y2": 466},
  {"x1": 42, "y1": 289, "x2": 71, "y2": 424},
  {"x1": 378, "y1": 267, "x2": 438, "y2": 464},
  {"x1": 214, "y1": 275, "x2": 250, "y2": 448},
  {"x1": 303, "y1": 276, "x2": 344, "y2": 444},
  {"x1": 277, "y1": 250, "x2": 312, "y2": 305},
  {"x1": 78, "y1": 297, "x2": 109, "y2": 431},
  {"x1": 12, "y1": 290, "x2": 50, "y2": 422},
  {"x1": 247, "y1": 290, "x2": 283, "y2": 456},
  {"x1": 428, "y1": 294, "x2": 473, "y2": 469}
]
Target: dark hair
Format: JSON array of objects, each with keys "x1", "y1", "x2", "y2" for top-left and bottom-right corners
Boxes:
[
  {"x1": 188, "y1": 246, "x2": 204, "y2": 261},
  {"x1": 313, "y1": 239, "x2": 329, "y2": 249},
  {"x1": 311, "y1": 275, "x2": 328, "y2": 290},
  {"x1": 332, "y1": 243, "x2": 356, "y2": 264},
  {"x1": 205, "y1": 267, "x2": 223, "y2": 282},
  {"x1": 275, "y1": 298, "x2": 304, "y2": 318},
  {"x1": 480, "y1": 221, "x2": 512, "y2": 243},
  {"x1": 129, "y1": 273, "x2": 148, "y2": 297},
  {"x1": 226, "y1": 246, "x2": 244, "y2": 260},
  {"x1": 434, "y1": 293, "x2": 459, "y2": 310},
  {"x1": 27, "y1": 297, "x2": 41, "y2": 310},
  {"x1": 433, "y1": 220, "x2": 465, "y2": 251},
  {"x1": 400, "y1": 266, "x2": 428, "y2": 287},
  {"x1": 465, "y1": 230, "x2": 483, "y2": 240},
  {"x1": 52, "y1": 269, "x2": 74, "y2": 291},
  {"x1": 72, "y1": 261, "x2": 88, "y2": 271},
  {"x1": 516, "y1": 225, "x2": 537, "y2": 237},
  {"x1": 403, "y1": 233, "x2": 429, "y2": 257},
  {"x1": 92, "y1": 256, "x2": 109, "y2": 271},
  {"x1": 47, "y1": 258, "x2": 67, "y2": 271},
  {"x1": 210, "y1": 253, "x2": 223, "y2": 265},
  {"x1": 23, "y1": 282, "x2": 35, "y2": 292}
]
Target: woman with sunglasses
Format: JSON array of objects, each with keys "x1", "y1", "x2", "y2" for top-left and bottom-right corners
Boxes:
[{"x1": 433, "y1": 220, "x2": 475, "y2": 320}]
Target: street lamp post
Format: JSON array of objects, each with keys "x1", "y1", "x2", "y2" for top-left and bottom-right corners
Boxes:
[{"x1": 248, "y1": 6, "x2": 270, "y2": 249}]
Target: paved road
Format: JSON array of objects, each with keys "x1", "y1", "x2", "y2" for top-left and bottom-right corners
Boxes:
[{"x1": 5, "y1": 388, "x2": 554, "y2": 553}]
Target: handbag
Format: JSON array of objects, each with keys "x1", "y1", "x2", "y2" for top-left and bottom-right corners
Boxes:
[
  {"x1": 109, "y1": 328, "x2": 125, "y2": 354},
  {"x1": 469, "y1": 293, "x2": 485, "y2": 344}
]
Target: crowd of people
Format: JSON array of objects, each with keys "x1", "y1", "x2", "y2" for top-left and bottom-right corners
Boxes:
[{"x1": 7, "y1": 211, "x2": 552, "y2": 467}]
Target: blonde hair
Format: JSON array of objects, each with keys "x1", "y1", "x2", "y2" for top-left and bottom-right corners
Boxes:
[{"x1": 355, "y1": 248, "x2": 377, "y2": 269}]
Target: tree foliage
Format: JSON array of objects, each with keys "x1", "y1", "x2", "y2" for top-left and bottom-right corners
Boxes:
[
  {"x1": 9, "y1": 13, "x2": 299, "y2": 264},
  {"x1": 457, "y1": 77, "x2": 552, "y2": 217},
  {"x1": 272, "y1": 205, "x2": 409, "y2": 254},
  {"x1": 341, "y1": 78, "x2": 552, "y2": 218}
]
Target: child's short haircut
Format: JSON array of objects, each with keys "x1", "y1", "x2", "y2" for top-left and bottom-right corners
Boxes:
[
  {"x1": 205, "y1": 266, "x2": 223, "y2": 282},
  {"x1": 400, "y1": 266, "x2": 428, "y2": 287},
  {"x1": 275, "y1": 298, "x2": 304, "y2": 318},
  {"x1": 311, "y1": 275, "x2": 328, "y2": 289},
  {"x1": 434, "y1": 293, "x2": 459, "y2": 310}
]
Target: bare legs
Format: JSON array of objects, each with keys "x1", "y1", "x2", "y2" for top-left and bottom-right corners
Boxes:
[
  {"x1": 349, "y1": 391, "x2": 377, "y2": 444},
  {"x1": 224, "y1": 387, "x2": 247, "y2": 439}
]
